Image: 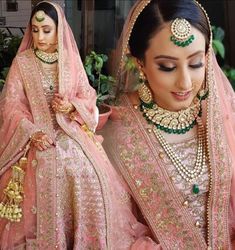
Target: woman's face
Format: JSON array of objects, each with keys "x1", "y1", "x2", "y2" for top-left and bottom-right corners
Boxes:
[
  {"x1": 141, "y1": 23, "x2": 206, "y2": 112},
  {"x1": 31, "y1": 11, "x2": 57, "y2": 53}
]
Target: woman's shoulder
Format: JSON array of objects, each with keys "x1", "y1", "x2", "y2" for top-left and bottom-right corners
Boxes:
[
  {"x1": 15, "y1": 49, "x2": 33, "y2": 60},
  {"x1": 14, "y1": 49, "x2": 34, "y2": 67}
]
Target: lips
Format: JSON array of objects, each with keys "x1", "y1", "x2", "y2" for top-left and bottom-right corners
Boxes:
[{"x1": 171, "y1": 91, "x2": 191, "y2": 101}]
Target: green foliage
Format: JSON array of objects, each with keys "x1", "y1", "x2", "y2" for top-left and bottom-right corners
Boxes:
[
  {"x1": 0, "y1": 30, "x2": 22, "y2": 84},
  {"x1": 84, "y1": 51, "x2": 115, "y2": 106},
  {"x1": 212, "y1": 26, "x2": 235, "y2": 90},
  {"x1": 124, "y1": 54, "x2": 137, "y2": 72},
  {"x1": 212, "y1": 26, "x2": 225, "y2": 59}
]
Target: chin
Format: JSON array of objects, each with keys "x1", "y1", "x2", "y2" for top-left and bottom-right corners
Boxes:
[{"x1": 169, "y1": 101, "x2": 192, "y2": 112}]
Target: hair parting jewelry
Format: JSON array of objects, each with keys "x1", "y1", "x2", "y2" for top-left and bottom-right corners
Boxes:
[
  {"x1": 170, "y1": 18, "x2": 195, "y2": 47},
  {"x1": 35, "y1": 10, "x2": 46, "y2": 22}
]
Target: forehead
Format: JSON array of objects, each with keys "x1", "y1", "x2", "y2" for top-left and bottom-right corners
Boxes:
[
  {"x1": 147, "y1": 22, "x2": 206, "y2": 57},
  {"x1": 31, "y1": 12, "x2": 56, "y2": 27}
]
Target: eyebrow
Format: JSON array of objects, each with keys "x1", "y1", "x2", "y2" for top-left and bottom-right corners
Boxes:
[{"x1": 154, "y1": 50, "x2": 205, "y2": 60}]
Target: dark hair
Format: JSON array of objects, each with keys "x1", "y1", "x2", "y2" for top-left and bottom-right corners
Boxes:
[
  {"x1": 30, "y1": 2, "x2": 58, "y2": 27},
  {"x1": 129, "y1": 0, "x2": 210, "y2": 60}
]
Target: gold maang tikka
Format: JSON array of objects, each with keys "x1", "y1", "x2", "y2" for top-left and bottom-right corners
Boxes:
[
  {"x1": 170, "y1": 18, "x2": 195, "y2": 47},
  {"x1": 35, "y1": 10, "x2": 46, "y2": 22}
]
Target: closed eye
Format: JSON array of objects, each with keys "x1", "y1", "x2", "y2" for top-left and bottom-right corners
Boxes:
[
  {"x1": 189, "y1": 62, "x2": 204, "y2": 69},
  {"x1": 158, "y1": 64, "x2": 176, "y2": 72}
]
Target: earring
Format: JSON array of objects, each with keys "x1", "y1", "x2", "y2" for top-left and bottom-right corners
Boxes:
[
  {"x1": 197, "y1": 80, "x2": 209, "y2": 101},
  {"x1": 138, "y1": 71, "x2": 153, "y2": 104},
  {"x1": 197, "y1": 88, "x2": 209, "y2": 100}
]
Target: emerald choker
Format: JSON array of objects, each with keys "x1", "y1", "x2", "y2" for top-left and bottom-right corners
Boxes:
[
  {"x1": 34, "y1": 49, "x2": 58, "y2": 64},
  {"x1": 140, "y1": 98, "x2": 201, "y2": 134}
]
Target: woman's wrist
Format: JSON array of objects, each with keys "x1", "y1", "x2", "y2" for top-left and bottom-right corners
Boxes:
[
  {"x1": 52, "y1": 102, "x2": 75, "y2": 114},
  {"x1": 30, "y1": 130, "x2": 45, "y2": 143}
]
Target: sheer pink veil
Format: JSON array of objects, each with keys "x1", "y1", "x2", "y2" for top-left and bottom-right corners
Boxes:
[{"x1": 212, "y1": 52, "x2": 235, "y2": 235}]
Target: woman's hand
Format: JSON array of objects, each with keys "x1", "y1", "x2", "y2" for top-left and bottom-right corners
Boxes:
[
  {"x1": 51, "y1": 93, "x2": 75, "y2": 114},
  {"x1": 30, "y1": 131, "x2": 54, "y2": 151}
]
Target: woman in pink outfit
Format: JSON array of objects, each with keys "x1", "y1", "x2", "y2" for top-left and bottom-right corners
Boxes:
[
  {"x1": 0, "y1": 1, "x2": 160, "y2": 249},
  {"x1": 102, "y1": 0, "x2": 235, "y2": 249}
]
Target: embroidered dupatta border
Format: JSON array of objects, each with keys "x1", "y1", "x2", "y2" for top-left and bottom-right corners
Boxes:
[
  {"x1": 17, "y1": 50, "x2": 57, "y2": 249},
  {"x1": 207, "y1": 75, "x2": 232, "y2": 248}
]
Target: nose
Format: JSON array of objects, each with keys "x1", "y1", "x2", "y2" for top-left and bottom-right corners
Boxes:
[
  {"x1": 38, "y1": 31, "x2": 44, "y2": 41},
  {"x1": 176, "y1": 67, "x2": 192, "y2": 90}
]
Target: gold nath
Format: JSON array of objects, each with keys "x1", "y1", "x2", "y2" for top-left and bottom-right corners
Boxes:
[{"x1": 34, "y1": 49, "x2": 58, "y2": 64}]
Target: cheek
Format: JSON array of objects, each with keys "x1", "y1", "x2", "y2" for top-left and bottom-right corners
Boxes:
[
  {"x1": 146, "y1": 69, "x2": 173, "y2": 91},
  {"x1": 193, "y1": 69, "x2": 205, "y2": 90},
  {"x1": 51, "y1": 31, "x2": 57, "y2": 41},
  {"x1": 32, "y1": 33, "x2": 37, "y2": 42}
]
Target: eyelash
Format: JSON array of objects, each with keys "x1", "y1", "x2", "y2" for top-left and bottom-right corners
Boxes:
[
  {"x1": 158, "y1": 62, "x2": 204, "y2": 72},
  {"x1": 32, "y1": 30, "x2": 51, "y2": 34},
  {"x1": 189, "y1": 62, "x2": 204, "y2": 69}
]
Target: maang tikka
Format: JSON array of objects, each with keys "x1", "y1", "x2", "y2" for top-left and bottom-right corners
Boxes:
[
  {"x1": 35, "y1": 10, "x2": 46, "y2": 22},
  {"x1": 170, "y1": 18, "x2": 195, "y2": 47}
]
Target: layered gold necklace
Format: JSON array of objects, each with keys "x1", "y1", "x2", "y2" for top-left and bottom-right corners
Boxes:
[
  {"x1": 152, "y1": 117, "x2": 206, "y2": 194},
  {"x1": 140, "y1": 98, "x2": 207, "y2": 194},
  {"x1": 34, "y1": 48, "x2": 58, "y2": 64}
]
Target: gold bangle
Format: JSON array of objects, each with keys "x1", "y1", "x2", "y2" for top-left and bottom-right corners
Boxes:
[
  {"x1": 30, "y1": 131, "x2": 44, "y2": 143},
  {"x1": 58, "y1": 103, "x2": 74, "y2": 114}
]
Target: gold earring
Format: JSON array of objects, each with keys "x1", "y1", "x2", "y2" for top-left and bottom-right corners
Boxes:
[
  {"x1": 197, "y1": 81, "x2": 209, "y2": 101},
  {"x1": 138, "y1": 71, "x2": 153, "y2": 104}
]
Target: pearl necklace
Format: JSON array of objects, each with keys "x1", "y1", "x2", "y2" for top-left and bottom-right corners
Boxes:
[
  {"x1": 152, "y1": 117, "x2": 206, "y2": 194},
  {"x1": 35, "y1": 58, "x2": 58, "y2": 94},
  {"x1": 34, "y1": 48, "x2": 58, "y2": 64},
  {"x1": 141, "y1": 98, "x2": 201, "y2": 134}
]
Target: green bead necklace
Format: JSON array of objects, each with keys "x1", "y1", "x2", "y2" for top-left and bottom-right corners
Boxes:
[{"x1": 140, "y1": 98, "x2": 201, "y2": 135}]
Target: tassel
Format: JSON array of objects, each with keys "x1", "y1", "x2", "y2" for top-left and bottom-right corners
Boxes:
[{"x1": 0, "y1": 142, "x2": 30, "y2": 222}]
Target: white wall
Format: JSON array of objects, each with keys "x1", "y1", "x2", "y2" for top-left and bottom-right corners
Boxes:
[{"x1": 0, "y1": 0, "x2": 31, "y2": 36}]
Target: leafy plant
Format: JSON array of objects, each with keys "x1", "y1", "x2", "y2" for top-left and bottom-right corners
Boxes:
[
  {"x1": 212, "y1": 26, "x2": 235, "y2": 89},
  {"x1": 212, "y1": 26, "x2": 225, "y2": 59},
  {"x1": 84, "y1": 51, "x2": 115, "y2": 106},
  {"x1": 0, "y1": 31, "x2": 22, "y2": 85}
]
